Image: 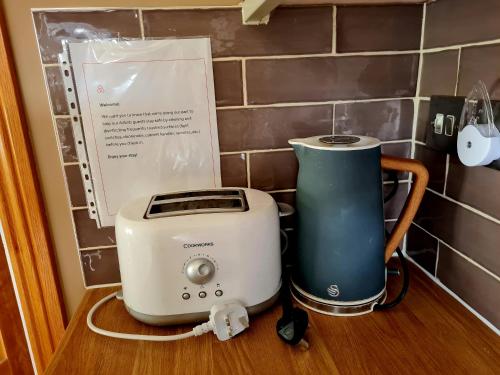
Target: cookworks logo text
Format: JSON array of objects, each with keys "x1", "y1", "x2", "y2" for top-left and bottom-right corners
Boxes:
[{"x1": 183, "y1": 242, "x2": 214, "y2": 249}]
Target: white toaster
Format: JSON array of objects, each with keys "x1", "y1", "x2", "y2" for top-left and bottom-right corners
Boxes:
[{"x1": 115, "y1": 188, "x2": 282, "y2": 325}]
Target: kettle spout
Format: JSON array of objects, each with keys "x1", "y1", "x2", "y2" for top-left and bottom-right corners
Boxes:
[{"x1": 289, "y1": 138, "x2": 305, "y2": 161}]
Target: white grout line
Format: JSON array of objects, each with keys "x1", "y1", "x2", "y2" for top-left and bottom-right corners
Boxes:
[
  {"x1": 221, "y1": 141, "x2": 411, "y2": 156},
  {"x1": 63, "y1": 161, "x2": 80, "y2": 166},
  {"x1": 426, "y1": 187, "x2": 500, "y2": 224},
  {"x1": 244, "y1": 50, "x2": 420, "y2": 61},
  {"x1": 241, "y1": 59, "x2": 248, "y2": 106},
  {"x1": 71, "y1": 206, "x2": 88, "y2": 211},
  {"x1": 216, "y1": 96, "x2": 416, "y2": 110},
  {"x1": 410, "y1": 98, "x2": 419, "y2": 159},
  {"x1": 454, "y1": 48, "x2": 462, "y2": 96},
  {"x1": 266, "y1": 188, "x2": 296, "y2": 194},
  {"x1": 405, "y1": 255, "x2": 500, "y2": 335},
  {"x1": 381, "y1": 139, "x2": 412, "y2": 144},
  {"x1": 53, "y1": 114, "x2": 71, "y2": 119},
  {"x1": 415, "y1": 3, "x2": 426, "y2": 99},
  {"x1": 71, "y1": 206, "x2": 89, "y2": 211},
  {"x1": 85, "y1": 282, "x2": 122, "y2": 290},
  {"x1": 415, "y1": 140, "x2": 426, "y2": 146},
  {"x1": 410, "y1": 1, "x2": 426, "y2": 162},
  {"x1": 245, "y1": 152, "x2": 251, "y2": 188},
  {"x1": 212, "y1": 56, "x2": 243, "y2": 62},
  {"x1": 411, "y1": 221, "x2": 500, "y2": 282},
  {"x1": 79, "y1": 245, "x2": 117, "y2": 251},
  {"x1": 434, "y1": 242, "x2": 440, "y2": 277},
  {"x1": 442, "y1": 154, "x2": 450, "y2": 194},
  {"x1": 220, "y1": 151, "x2": 246, "y2": 156},
  {"x1": 234, "y1": 147, "x2": 294, "y2": 154},
  {"x1": 422, "y1": 36, "x2": 500, "y2": 54},
  {"x1": 383, "y1": 179, "x2": 410, "y2": 185},
  {"x1": 336, "y1": 50, "x2": 421, "y2": 57},
  {"x1": 409, "y1": 0, "x2": 425, "y2": 176},
  {"x1": 331, "y1": 5, "x2": 336, "y2": 54},
  {"x1": 416, "y1": 95, "x2": 431, "y2": 100},
  {"x1": 331, "y1": 103, "x2": 336, "y2": 134},
  {"x1": 138, "y1": 9, "x2": 145, "y2": 40}
]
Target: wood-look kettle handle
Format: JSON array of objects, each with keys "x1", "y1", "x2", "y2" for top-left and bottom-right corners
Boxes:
[{"x1": 381, "y1": 155, "x2": 429, "y2": 263}]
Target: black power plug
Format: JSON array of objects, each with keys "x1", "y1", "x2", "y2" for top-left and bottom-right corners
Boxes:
[
  {"x1": 276, "y1": 265, "x2": 309, "y2": 350},
  {"x1": 276, "y1": 306, "x2": 309, "y2": 349}
]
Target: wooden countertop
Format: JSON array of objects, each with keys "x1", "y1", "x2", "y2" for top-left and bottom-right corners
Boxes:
[{"x1": 46, "y1": 263, "x2": 500, "y2": 374}]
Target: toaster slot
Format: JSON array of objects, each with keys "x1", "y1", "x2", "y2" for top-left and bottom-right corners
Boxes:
[
  {"x1": 145, "y1": 189, "x2": 247, "y2": 218},
  {"x1": 153, "y1": 189, "x2": 240, "y2": 201}
]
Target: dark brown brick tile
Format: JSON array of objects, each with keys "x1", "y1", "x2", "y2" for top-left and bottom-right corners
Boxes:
[
  {"x1": 382, "y1": 142, "x2": 411, "y2": 180},
  {"x1": 73, "y1": 209, "x2": 116, "y2": 248},
  {"x1": 457, "y1": 44, "x2": 500, "y2": 100},
  {"x1": 414, "y1": 144, "x2": 447, "y2": 192},
  {"x1": 81, "y1": 248, "x2": 121, "y2": 286},
  {"x1": 33, "y1": 10, "x2": 141, "y2": 64},
  {"x1": 45, "y1": 66, "x2": 68, "y2": 115},
  {"x1": 250, "y1": 151, "x2": 298, "y2": 191},
  {"x1": 416, "y1": 100, "x2": 430, "y2": 143},
  {"x1": 437, "y1": 243, "x2": 500, "y2": 328},
  {"x1": 419, "y1": 50, "x2": 459, "y2": 97},
  {"x1": 220, "y1": 154, "x2": 247, "y2": 187},
  {"x1": 446, "y1": 157, "x2": 500, "y2": 220},
  {"x1": 406, "y1": 224, "x2": 438, "y2": 275},
  {"x1": 384, "y1": 221, "x2": 404, "y2": 249},
  {"x1": 335, "y1": 100, "x2": 413, "y2": 141},
  {"x1": 213, "y1": 61, "x2": 243, "y2": 107},
  {"x1": 384, "y1": 182, "x2": 409, "y2": 220},
  {"x1": 143, "y1": 7, "x2": 332, "y2": 58},
  {"x1": 217, "y1": 105, "x2": 332, "y2": 152},
  {"x1": 270, "y1": 191, "x2": 296, "y2": 207},
  {"x1": 337, "y1": 5, "x2": 422, "y2": 52},
  {"x1": 415, "y1": 191, "x2": 500, "y2": 275},
  {"x1": 246, "y1": 54, "x2": 419, "y2": 104},
  {"x1": 64, "y1": 165, "x2": 86, "y2": 207},
  {"x1": 381, "y1": 142, "x2": 411, "y2": 158},
  {"x1": 56, "y1": 118, "x2": 78, "y2": 162},
  {"x1": 424, "y1": 0, "x2": 500, "y2": 48}
]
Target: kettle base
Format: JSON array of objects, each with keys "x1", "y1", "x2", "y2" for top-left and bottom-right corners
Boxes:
[{"x1": 291, "y1": 282, "x2": 386, "y2": 317}]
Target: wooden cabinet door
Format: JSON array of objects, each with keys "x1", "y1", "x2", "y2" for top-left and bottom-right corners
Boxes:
[{"x1": 0, "y1": 239, "x2": 33, "y2": 375}]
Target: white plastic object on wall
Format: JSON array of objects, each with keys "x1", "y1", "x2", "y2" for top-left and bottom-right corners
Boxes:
[{"x1": 457, "y1": 80, "x2": 500, "y2": 167}]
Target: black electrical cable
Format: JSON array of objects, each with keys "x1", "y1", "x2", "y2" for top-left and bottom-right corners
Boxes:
[
  {"x1": 275, "y1": 217, "x2": 309, "y2": 347},
  {"x1": 373, "y1": 242, "x2": 409, "y2": 310},
  {"x1": 374, "y1": 170, "x2": 410, "y2": 310}
]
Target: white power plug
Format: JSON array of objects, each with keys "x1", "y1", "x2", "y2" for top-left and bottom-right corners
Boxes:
[
  {"x1": 88, "y1": 292, "x2": 250, "y2": 342},
  {"x1": 208, "y1": 300, "x2": 250, "y2": 341}
]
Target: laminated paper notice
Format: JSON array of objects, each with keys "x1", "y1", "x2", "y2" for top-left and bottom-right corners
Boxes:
[{"x1": 69, "y1": 39, "x2": 221, "y2": 227}]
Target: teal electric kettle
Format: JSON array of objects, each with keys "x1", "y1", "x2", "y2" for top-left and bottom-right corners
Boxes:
[{"x1": 289, "y1": 135, "x2": 428, "y2": 315}]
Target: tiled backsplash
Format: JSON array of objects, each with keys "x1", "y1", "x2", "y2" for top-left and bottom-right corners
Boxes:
[
  {"x1": 408, "y1": 0, "x2": 500, "y2": 330},
  {"x1": 32, "y1": 1, "x2": 498, "y2": 329}
]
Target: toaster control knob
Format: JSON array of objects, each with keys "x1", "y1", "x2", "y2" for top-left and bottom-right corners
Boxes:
[{"x1": 185, "y1": 258, "x2": 215, "y2": 285}]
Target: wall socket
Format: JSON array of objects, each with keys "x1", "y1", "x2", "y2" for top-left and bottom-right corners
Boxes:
[{"x1": 426, "y1": 95, "x2": 465, "y2": 155}]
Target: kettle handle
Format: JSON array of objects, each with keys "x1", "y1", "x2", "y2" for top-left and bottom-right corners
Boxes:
[{"x1": 381, "y1": 155, "x2": 429, "y2": 263}]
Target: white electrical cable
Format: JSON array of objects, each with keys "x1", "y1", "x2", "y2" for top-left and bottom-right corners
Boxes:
[{"x1": 87, "y1": 291, "x2": 213, "y2": 341}]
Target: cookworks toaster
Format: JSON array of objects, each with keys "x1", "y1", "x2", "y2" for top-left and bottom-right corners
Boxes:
[{"x1": 115, "y1": 188, "x2": 282, "y2": 325}]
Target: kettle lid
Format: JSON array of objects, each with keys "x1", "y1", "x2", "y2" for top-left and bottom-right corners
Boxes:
[{"x1": 289, "y1": 135, "x2": 380, "y2": 151}]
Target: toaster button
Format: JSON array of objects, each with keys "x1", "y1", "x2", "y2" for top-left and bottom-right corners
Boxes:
[
  {"x1": 182, "y1": 293, "x2": 190, "y2": 300},
  {"x1": 198, "y1": 291, "x2": 207, "y2": 298},
  {"x1": 215, "y1": 290, "x2": 223, "y2": 297}
]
